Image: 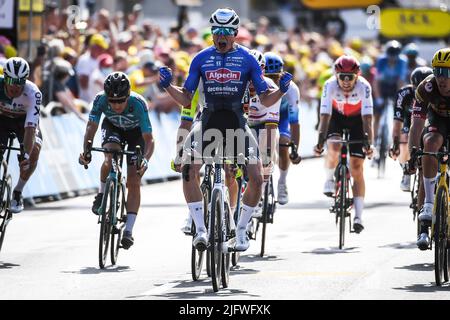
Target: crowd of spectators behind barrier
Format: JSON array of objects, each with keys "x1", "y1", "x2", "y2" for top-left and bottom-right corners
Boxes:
[{"x1": 0, "y1": 2, "x2": 435, "y2": 122}]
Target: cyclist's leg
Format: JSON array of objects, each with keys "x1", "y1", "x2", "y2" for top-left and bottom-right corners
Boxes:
[
  {"x1": 421, "y1": 111, "x2": 445, "y2": 211},
  {"x1": 278, "y1": 115, "x2": 291, "y2": 204},
  {"x1": 183, "y1": 120, "x2": 206, "y2": 236},
  {"x1": 91, "y1": 119, "x2": 122, "y2": 214},
  {"x1": 348, "y1": 115, "x2": 367, "y2": 229},
  {"x1": 122, "y1": 127, "x2": 146, "y2": 246},
  {"x1": 323, "y1": 111, "x2": 343, "y2": 195},
  {"x1": 10, "y1": 120, "x2": 41, "y2": 212}
]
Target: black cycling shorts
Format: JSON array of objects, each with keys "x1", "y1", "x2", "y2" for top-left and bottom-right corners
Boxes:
[
  {"x1": 101, "y1": 118, "x2": 144, "y2": 165},
  {"x1": 423, "y1": 108, "x2": 450, "y2": 139},
  {"x1": 184, "y1": 109, "x2": 259, "y2": 164},
  {"x1": 0, "y1": 115, "x2": 43, "y2": 149},
  {"x1": 327, "y1": 111, "x2": 365, "y2": 159}
]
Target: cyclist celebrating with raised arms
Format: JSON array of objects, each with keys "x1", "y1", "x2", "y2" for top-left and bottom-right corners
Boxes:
[
  {"x1": 408, "y1": 48, "x2": 450, "y2": 250},
  {"x1": 315, "y1": 55, "x2": 374, "y2": 233},
  {"x1": 79, "y1": 72, "x2": 155, "y2": 250},
  {"x1": 160, "y1": 8, "x2": 293, "y2": 252},
  {"x1": 0, "y1": 57, "x2": 43, "y2": 213}
]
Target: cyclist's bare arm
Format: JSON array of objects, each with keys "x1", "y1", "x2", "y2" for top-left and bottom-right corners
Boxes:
[
  {"x1": 317, "y1": 114, "x2": 331, "y2": 142},
  {"x1": 408, "y1": 117, "x2": 425, "y2": 153},
  {"x1": 23, "y1": 126, "x2": 36, "y2": 155},
  {"x1": 290, "y1": 123, "x2": 300, "y2": 150},
  {"x1": 362, "y1": 115, "x2": 374, "y2": 145},
  {"x1": 83, "y1": 121, "x2": 99, "y2": 151},
  {"x1": 392, "y1": 120, "x2": 403, "y2": 143},
  {"x1": 142, "y1": 132, "x2": 155, "y2": 161},
  {"x1": 165, "y1": 85, "x2": 193, "y2": 107},
  {"x1": 259, "y1": 88, "x2": 284, "y2": 108}
]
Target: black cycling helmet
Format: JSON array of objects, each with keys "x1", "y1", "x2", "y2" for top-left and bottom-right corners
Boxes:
[
  {"x1": 410, "y1": 66, "x2": 433, "y2": 87},
  {"x1": 385, "y1": 40, "x2": 402, "y2": 56},
  {"x1": 104, "y1": 72, "x2": 131, "y2": 98}
]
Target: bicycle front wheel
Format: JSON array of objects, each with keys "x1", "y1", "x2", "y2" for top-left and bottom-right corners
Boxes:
[
  {"x1": 209, "y1": 189, "x2": 223, "y2": 292},
  {"x1": 111, "y1": 182, "x2": 126, "y2": 266},
  {"x1": 0, "y1": 175, "x2": 12, "y2": 253},
  {"x1": 99, "y1": 180, "x2": 113, "y2": 269},
  {"x1": 338, "y1": 165, "x2": 347, "y2": 250},
  {"x1": 434, "y1": 186, "x2": 448, "y2": 286},
  {"x1": 221, "y1": 192, "x2": 232, "y2": 289}
]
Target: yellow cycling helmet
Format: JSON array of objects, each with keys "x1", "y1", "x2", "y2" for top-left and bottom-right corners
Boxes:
[{"x1": 432, "y1": 48, "x2": 450, "y2": 68}]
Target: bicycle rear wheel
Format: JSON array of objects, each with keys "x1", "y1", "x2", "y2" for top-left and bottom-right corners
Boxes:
[
  {"x1": 338, "y1": 165, "x2": 347, "y2": 250},
  {"x1": 0, "y1": 175, "x2": 12, "y2": 253},
  {"x1": 434, "y1": 186, "x2": 448, "y2": 286},
  {"x1": 111, "y1": 182, "x2": 126, "y2": 266},
  {"x1": 99, "y1": 180, "x2": 113, "y2": 269}
]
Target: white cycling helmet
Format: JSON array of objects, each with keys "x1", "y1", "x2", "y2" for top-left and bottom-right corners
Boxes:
[
  {"x1": 250, "y1": 49, "x2": 265, "y2": 67},
  {"x1": 209, "y1": 8, "x2": 240, "y2": 30},
  {"x1": 4, "y1": 57, "x2": 30, "y2": 81}
]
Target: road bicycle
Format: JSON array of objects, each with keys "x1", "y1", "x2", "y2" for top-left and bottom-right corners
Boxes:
[
  {"x1": 328, "y1": 129, "x2": 369, "y2": 249},
  {"x1": 411, "y1": 146, "x2": 450, "y2": 286},
  {"x1": 84, "y1": 140, "x2": 142, "y2": 269},
  {"x1": 0, "y1": 132, "x2": 24, "y2": 253}
]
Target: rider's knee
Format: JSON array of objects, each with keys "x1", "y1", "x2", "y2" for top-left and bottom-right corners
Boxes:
[{"x1": 423, "y1": 133, "x2": 442, "y2": 151}]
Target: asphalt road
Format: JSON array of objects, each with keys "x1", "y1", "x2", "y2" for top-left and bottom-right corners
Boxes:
[{"x1": 1, "y1": 157, "x2": 447, "y2": 300}]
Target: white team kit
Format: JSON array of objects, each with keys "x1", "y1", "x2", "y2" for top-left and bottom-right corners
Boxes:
[
  {"x1": 320, "y1": 76, "x2": 373, "y2": 117},
  {"x1": 248, "y1": 76, "x2": 281, "y2": 126},
  {"x1": 0, "y1": 79, "x2": 42, "y2": 128}
]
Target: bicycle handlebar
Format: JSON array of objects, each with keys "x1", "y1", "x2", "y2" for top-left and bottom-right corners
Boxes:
[{"x1": 83, "y1": 140, "x2": 142, "y2": 170}]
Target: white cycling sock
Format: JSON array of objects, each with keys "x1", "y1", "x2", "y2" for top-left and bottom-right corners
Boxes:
[
  {"x1": 278, "y1": 169, "x2": 288, "y2": 185},
  {"x1": 14, "y1": 178, "x2": 27, "y2": 193},
  {"x1": 423, "y1": 177, "x2": 436, "y2": 205},
  {"x1": 188, "y1": 201, "x2": 205, "y2": 232},
  {"x1": 125, "y1": 213, "x2": 137, "y2": 233},
  {"x1": 354, "y1": 197, "x2": 364, "y2": 220},
  {"x1": 99, "y1": 182, "x2": 106, "y2": 194},
  {"x1": 238, "y1": 204, "x2": 256, "y2": 230},
  {"x1": 325, "y1": 168, "x2": 334, "y2": 181}
]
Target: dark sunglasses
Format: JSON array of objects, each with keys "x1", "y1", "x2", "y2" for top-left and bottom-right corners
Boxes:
[
  {"x1": 108, "y1": 97, "x2": 127, "y2": 104},
  {"x1": 211, "y1": 27, "x2": 236, "y2": 36},
  {"x1": 434, "y1": 67, "x2": 450, "y2": 79},
  {"x1": 4, "y1": 76, "x2": 26, "y2": 86},
  {"x1": 337, "y1": 73, "x2": 357, "y2": 82}
]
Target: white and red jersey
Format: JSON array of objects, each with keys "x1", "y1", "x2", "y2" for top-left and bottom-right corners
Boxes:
[
  {"x1": 320, "y1": 76, "x2": 373, "y2": 117},
  {"x1": 248, "y1": 76, "x2": 281, "y2": 126}
]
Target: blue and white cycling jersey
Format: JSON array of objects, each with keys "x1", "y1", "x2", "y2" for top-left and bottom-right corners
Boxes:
[
  {"x1": 89, "y1": 91, "x2": 152, "y2": 133},
  {"x1": 279, "y1": 82, "x2": 300, "y2": 138},
  {"x1": 375, "y1": 54, "x2": 408, "y2": 85},
  {"x1": 184, "y1": 45, "x2": 269, "y2": 108}
]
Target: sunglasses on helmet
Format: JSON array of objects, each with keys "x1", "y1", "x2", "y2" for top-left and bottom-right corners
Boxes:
[
  {"x1": 108, "y1": 97, "x2": 128, "y2": 104},
  {"x1": 434, "y1": 67, "x2": 450, "y2": 79},
  {"x1": 211, "y1": 27, "x2": 236, "y2": 36},
  {"x1": 4, "y1": 76, "x2": 26, "y2": 86},
  {"x1": 337, "y1": 73, "x2": 357, "y2": 82}
]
